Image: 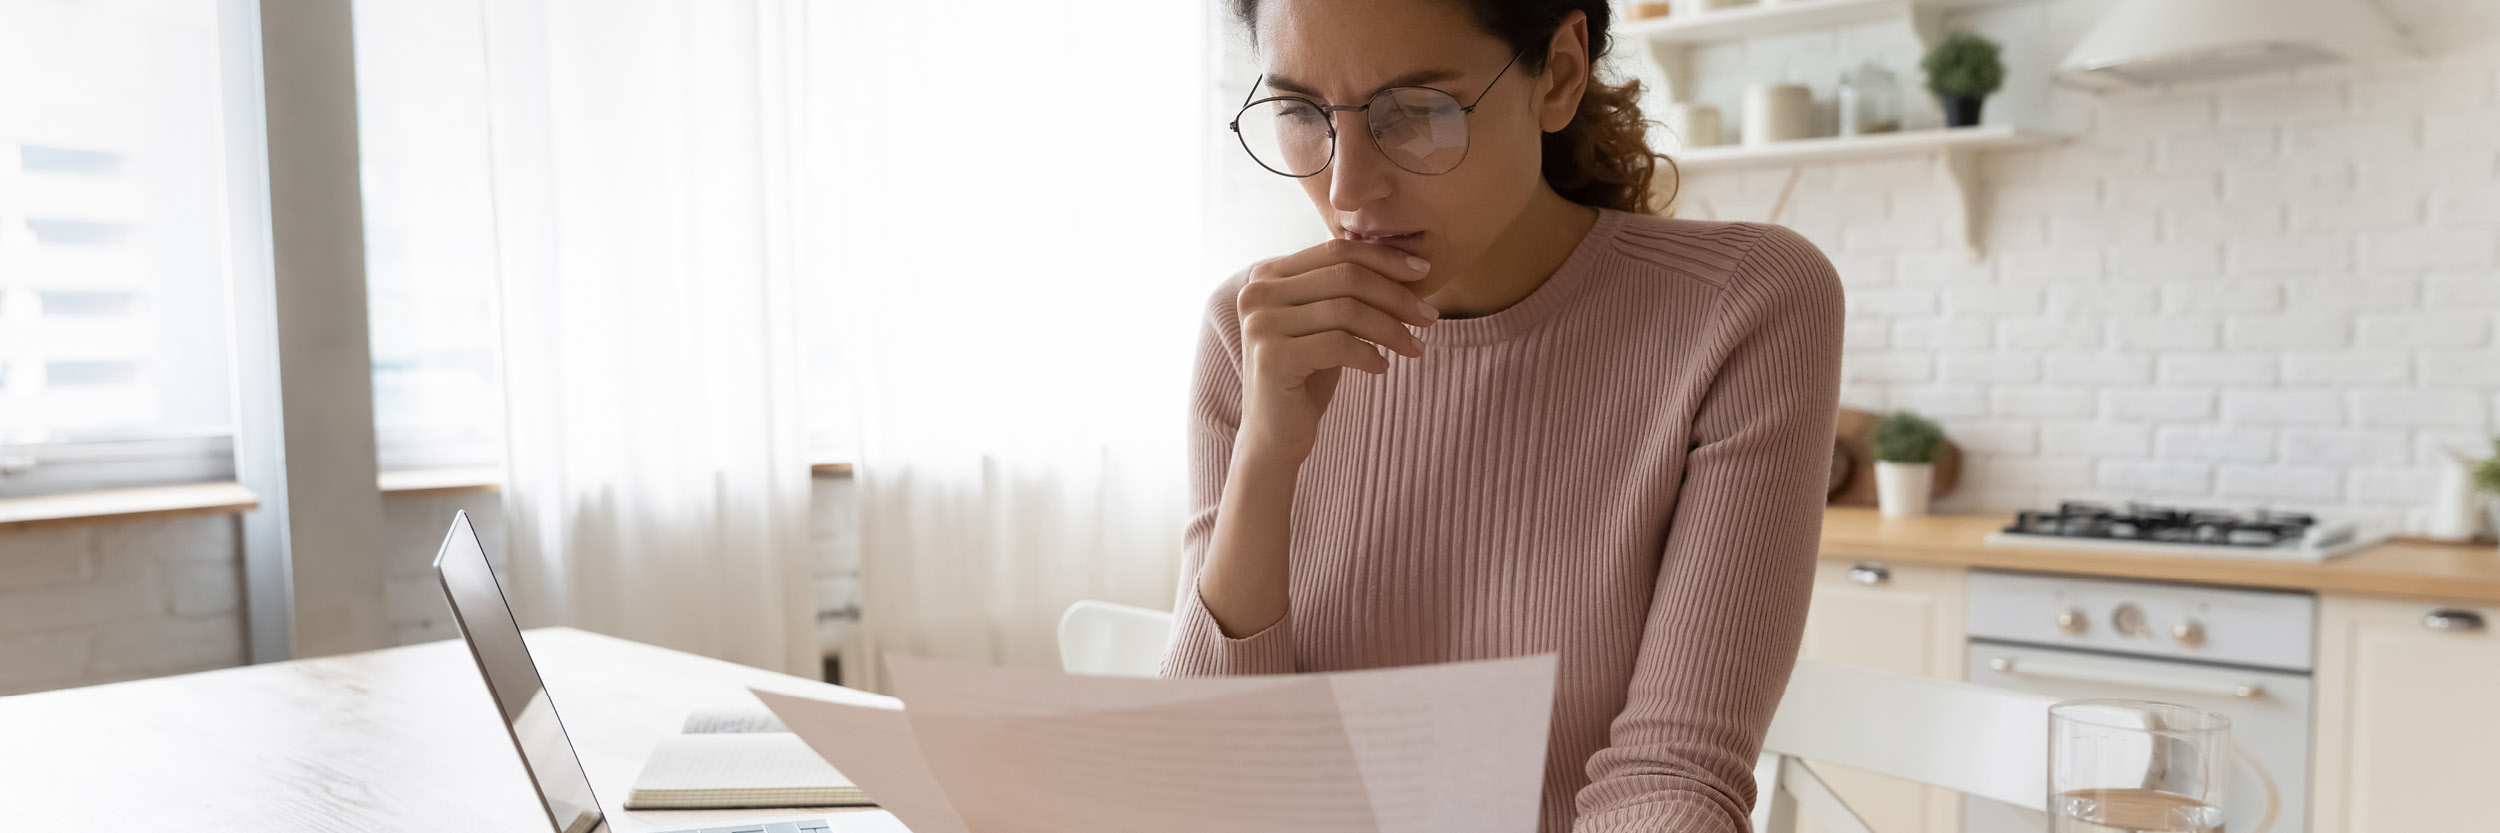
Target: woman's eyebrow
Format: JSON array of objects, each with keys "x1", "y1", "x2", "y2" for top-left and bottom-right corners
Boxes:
[{"x1": 1265, "y1": 67, "x2": 1463, "y2": 98}]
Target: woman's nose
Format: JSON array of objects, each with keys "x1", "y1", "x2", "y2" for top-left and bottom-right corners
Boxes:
[{"x1": 1326, "y1": 112, "x2": 1395, "y2": 213}]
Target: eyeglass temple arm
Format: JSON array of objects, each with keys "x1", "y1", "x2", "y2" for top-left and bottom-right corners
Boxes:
[{"x1": 1464, "y1": 50, "x2": 1524, "y2": 111}]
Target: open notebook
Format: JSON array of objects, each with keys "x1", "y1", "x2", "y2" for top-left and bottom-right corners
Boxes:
[{"x1": 624, "y1": 707, "x2": 875, "y2": 810}]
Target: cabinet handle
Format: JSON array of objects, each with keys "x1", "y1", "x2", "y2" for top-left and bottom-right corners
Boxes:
[
  {"x1": 1848, "y1": 563, "x2": 1891, "y2": 586},
  {"x1": 1988, "y1": 657, "x2": 2265, "y2": 699},
  {"x1": 2423, "y1": 608, "x2": 2487, "y2": 632}
]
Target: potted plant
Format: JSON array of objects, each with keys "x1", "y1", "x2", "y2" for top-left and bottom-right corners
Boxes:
[
  {"x1": 2475, "y1": 437, "x2": 2500, "y2": 547},
  {"x1": 1921, "y1": 31, "x2": 2004, "y2": 128},
  {"x1": 1872, "y1": 410, "x2": 1945, "y2": 518}
]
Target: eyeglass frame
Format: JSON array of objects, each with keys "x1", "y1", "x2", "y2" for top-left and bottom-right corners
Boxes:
[{"x1": 1228, "y1": 49, "x2": 1525, "y2": 178}]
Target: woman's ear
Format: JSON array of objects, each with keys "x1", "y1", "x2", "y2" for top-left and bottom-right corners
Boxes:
[{"x1": 1537, "y1": 10, "x2": 1591, "y2": 134}]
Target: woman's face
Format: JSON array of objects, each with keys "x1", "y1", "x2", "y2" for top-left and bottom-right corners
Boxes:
[{"x1": 1252, "y1": 0, "x2": 1586, "y2": 296}]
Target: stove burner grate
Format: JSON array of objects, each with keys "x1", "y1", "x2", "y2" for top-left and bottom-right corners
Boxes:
[{"x1": 2005, "y1": 501, "x2": 2317, "y2": 549}]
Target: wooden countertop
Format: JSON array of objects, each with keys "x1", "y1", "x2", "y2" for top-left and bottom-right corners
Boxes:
[{"x1": 1818, "y1": 507, "x2": 2500, "y2": 606}]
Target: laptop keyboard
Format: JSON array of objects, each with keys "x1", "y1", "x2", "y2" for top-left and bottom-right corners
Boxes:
[{"x1": 651, "y1": 820, "x2": 833, "y2": 833}]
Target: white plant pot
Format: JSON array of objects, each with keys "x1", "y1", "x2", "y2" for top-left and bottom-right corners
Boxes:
[
  {"x1": 1876, "y1": 461, "x2": 1934, "y2": 518},
  {"x1": 2489, "y1": 498, "x2": 2500, "y2": 553}
]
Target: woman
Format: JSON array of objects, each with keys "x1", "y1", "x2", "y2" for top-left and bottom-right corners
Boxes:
[{"x1": 1159, "y1": 1, "x2": 1845, "y2": 831}]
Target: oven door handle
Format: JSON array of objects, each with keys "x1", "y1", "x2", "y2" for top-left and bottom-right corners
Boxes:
[{"x1": 1986, "y1": 656, "x2": 2266, "y2": 699}]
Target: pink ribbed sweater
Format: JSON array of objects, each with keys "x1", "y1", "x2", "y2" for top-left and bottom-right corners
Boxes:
[{"x1": 1159, "y1": 208, "x2": 1846, "y2": 833}]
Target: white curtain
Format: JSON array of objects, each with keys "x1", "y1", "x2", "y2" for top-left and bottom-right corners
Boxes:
[
  {"x1": 481, "y1": 0, "x2": 818, "y2": 677},
  {"x1": 811, "y1": 2, "x2": 1215, "y2": 691}
]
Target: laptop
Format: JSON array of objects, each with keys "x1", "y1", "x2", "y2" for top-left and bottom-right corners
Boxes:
[{"x1": 433, "y1": 510, "x2": 845, "y2": 833}]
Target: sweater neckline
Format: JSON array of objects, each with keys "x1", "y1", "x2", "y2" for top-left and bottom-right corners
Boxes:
[{"x1": 1420, "y1": 206, "x2": 1626, "y2": 348}]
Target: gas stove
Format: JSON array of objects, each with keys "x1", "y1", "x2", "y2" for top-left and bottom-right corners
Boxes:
[{"x1": 1984, "y1": 500, "x2": 2380, "y2": 561}]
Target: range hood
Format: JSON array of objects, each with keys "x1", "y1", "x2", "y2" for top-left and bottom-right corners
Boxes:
[{"x1": 2058, "y1": 0, "x2": 2411, "y2": 90}]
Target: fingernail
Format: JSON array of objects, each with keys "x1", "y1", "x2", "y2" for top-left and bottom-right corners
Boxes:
[
  {"x1": 1416, "y1": 299, "x2": 1439, "y2": 321},
  {"x1": 1406, "y1": 255, "x2": 1431, "y2": 275}
]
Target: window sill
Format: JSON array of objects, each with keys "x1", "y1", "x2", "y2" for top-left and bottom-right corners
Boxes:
[
  {"x1": 373, "y1": 462, "x2": 854, "y2": 495},
  {"x1": 0, "y1": 482, "x2": 261, "y2": 533},
  {"x1": 378, "y1": 466, "x2": 504, "y2": 498},
  {"x1": 0, "y1": 462, "x2": 857, "y2": 531}
]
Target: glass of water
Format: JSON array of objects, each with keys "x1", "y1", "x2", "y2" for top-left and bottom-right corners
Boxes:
[{"x1": 2048, "y1": 699, "x2": 2239, "y2": 833}]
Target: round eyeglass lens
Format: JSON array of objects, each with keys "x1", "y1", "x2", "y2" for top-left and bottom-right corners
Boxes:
[
  {"x1": 1235, "y1": 97, "x2": 1334, "y2": 177},
  {"x1": 1368, "y1": 87, "x2": 1469, "y2": 174}
]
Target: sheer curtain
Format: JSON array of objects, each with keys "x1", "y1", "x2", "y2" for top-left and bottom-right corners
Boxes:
[
  {"x1": 810, "y1": 3, "x2": 1216, "y2": 691},
  {"x1": 481, "y1": 0, "x2": 817, "y2": 677}
]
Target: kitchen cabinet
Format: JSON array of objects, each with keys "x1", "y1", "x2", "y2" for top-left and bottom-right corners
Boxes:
[
  {"x1": 2310, "y1": 595, "x2": 2500, "y2": 833},
  {"x1": 1792, "y1": 560, "x2": 1968, "y2": 833}
]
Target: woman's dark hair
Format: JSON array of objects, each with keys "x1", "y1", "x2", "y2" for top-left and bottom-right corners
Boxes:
[{"x1": 1229, "y1": 0, "x2": 1677, "y2": 215}]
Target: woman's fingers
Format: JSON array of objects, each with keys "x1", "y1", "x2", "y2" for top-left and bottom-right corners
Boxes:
[
  {"x1": 1236, "y1": 236, "x2": 1436, "y2": 393},
  {"x1": 1286, "y1": 331, "x2": 1390, "y2": 379},
  {"x1": 1257, "y1": 237, "x2": 1432, "y2": 284},
  {"x1": 1245, "y1": 296, "x2": 1423, "y2": 358},
  {"x1": 1240, "y1": 262, "x2": 1438, "y2": 328}
]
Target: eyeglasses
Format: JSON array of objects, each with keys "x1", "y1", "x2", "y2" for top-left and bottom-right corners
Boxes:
[{"x1": 1229, "y1": 50, "x2": 1523, "y2": 178}]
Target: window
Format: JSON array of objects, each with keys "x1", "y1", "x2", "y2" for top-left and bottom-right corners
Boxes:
[
  {"x1": 352, "y1": 0, "x2": 508, "y2": 472},
  {"x1": 0, "y1": 0, "x2": 241, "y2": 497},
  {"x1": 348, "y1": 0, "x2": 859, "y2": 470}
]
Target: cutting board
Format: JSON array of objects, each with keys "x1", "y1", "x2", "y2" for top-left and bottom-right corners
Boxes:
[{"x1": 1828, "y1": 407, "x2": 1960, "y2": 507}]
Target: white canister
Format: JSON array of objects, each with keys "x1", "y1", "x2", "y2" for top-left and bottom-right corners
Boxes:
[
  {"x1": 1875, "y1": 461, "x2": 1934, "y2": 518},
  {"x1": 1743, "y1": 83, "x2": 1813, "y2": 146},
  {"x1": 2428, "y1": 450, "x2": 2486, "y2": 541},
  {"x1": 1668, "y1": 103, "x2": 1723, "y2": 149}
]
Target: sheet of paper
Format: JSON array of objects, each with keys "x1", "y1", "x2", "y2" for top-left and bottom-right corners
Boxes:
[
  {"x1": 754, "y1": 654, "x2": 1556, "y2": 833},
  {"x1": 749, "y1": 688, "x2": 971, "y2": 833}
]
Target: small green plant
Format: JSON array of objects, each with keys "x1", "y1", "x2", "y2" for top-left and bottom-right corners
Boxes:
[
  {"x1": 2473, "y1": 436, "x2": 2500, "y2": 497},
  {"x1": 1872, "y1": 410, "x2": 1945, "y2": 464},
  {"x1": 1922, "y1": 31, "x2": 2006, "y2": 100}
]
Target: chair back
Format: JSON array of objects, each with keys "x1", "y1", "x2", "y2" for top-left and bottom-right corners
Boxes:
[
  {"x1": 1765, "y1": 660, "x2": 2061, "y2": 810},
  {"x1": 1056, "y1": 599, "x2": 1173, "y2": 677}
]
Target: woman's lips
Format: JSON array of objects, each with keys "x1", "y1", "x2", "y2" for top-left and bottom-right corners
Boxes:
[{"x1": 1344, "y1": 230, "x2": 1426, "y2": 258}]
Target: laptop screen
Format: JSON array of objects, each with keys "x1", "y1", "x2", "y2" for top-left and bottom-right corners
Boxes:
[{"x1": 435, "y1": 511, "x2": 606, "y2": 833}]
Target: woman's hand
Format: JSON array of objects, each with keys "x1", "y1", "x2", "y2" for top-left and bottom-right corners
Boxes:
[
  {"x1": 1234, "y1": 238, "x2": 1438, "y2": 463},
  {"x1": 1196, "y1": 238, "x2": 1436, "y2": 639}
]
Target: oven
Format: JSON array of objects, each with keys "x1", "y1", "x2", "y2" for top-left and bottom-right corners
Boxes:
[{"x1": 1961, "y1": 571, "x2": 2315, "y2": 833}]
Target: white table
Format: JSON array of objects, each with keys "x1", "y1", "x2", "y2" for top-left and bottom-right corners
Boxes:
[{"x1": 0, "y1": 627, "x2": 892, "y2": 831}]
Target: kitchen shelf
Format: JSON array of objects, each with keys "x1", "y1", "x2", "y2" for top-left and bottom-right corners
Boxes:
[
  {"x1": 1674, "y1": 126, "x2": 2070, "y2": 261},
  {"x1": 1622, "y1": 0, "x2": 2073, "y2": 261},
  {"x1": 1621, "y1": 0, "x2": 2044, "y2": 45},
  {"x1": 1675, "y1": 124, "x2": 2064, "y2": 171}
]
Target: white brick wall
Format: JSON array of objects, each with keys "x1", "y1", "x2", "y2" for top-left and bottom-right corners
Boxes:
[
  {"x1": 380, "y1": 492, "x2": 508, "y2": 647},
  {"x1": 0, "y1": 517, "x2": 244, "y2": 695},
  {"x1": 1673, "y1": 0, "x2": 2500, "y2": 528},
  {"x1": 0, "y1": 476, "x2": 865, "y2": 694}
]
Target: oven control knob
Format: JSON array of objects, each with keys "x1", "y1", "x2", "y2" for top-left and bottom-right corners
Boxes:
[
  {"x1": 2112, "y1": 603, "x2": 2150, "y2": 638},
  {"x1": 2057, "y1": 608, "x2": 2087, "y2": 635},
  {"x1": 2173, "y1": 620, "x2": 2206, "y2": 647}
]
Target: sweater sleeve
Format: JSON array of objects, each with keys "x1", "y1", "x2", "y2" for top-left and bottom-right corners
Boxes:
[
  {"x1": 1159, "y1": 271, "x2": 1298, "y2": 677},
  {"x1": 1572, "y1": 225, "x2": 1845, "y2": 832}
]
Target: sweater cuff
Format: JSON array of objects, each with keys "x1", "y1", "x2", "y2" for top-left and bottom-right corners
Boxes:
[
  {"x1": 1570, "y1": 793, "x2": 1748, "y2": 833},
  {"x1": 1158, "y1": 580, "x2": 1296, "y2": 676}
]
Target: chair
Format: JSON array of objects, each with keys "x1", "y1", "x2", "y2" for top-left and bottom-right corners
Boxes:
[
  {"x1": 1056, "y1": 599, "x2": 1173, "y2": 677},
  {"x1": 1753, "y1": 660, "x2": 2061, "y2": 833},
  {"x1": 1758, "y1": 660, "x2": 2280, "y2": 833}
]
